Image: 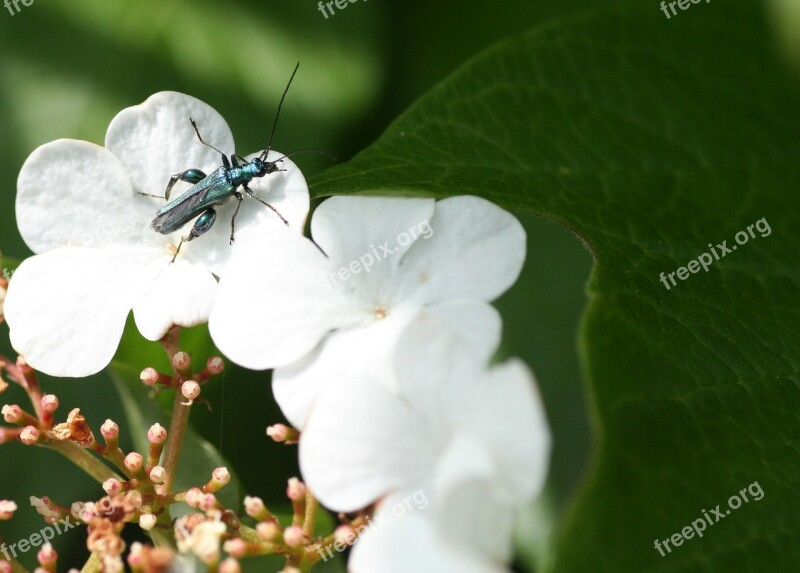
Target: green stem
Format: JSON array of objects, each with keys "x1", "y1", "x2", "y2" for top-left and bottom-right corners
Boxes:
[
  {"x1": 80, "y1": 552, "x2": 103, "y2": 573},
  {"x1": 303, "y1": 492, "x2": 318, "y2": 538},
  {"x1": 44, "y1": 441, "x2": 121, "y2": 484},
  {"x1": 160, "y1": 390, "x2": 191, "y2": 494}
]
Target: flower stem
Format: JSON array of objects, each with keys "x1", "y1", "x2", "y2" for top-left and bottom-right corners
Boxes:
[
  {"x1": 43, "y1": 440, "x2": 120, "y2": 484},
  {"x1": 303, "y1": 491, "x2": 318, "y2": 538},
  {"x1": 160, "y1": 390, "x2": 190, "y2": 494}
]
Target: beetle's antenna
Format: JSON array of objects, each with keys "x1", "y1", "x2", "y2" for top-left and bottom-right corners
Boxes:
[
  {"x1": 272, "y1": 148, "x2": 339, "y2": 163},
  {"x1": 261, "y1": 62, "x2": 300, "y2": 161}
]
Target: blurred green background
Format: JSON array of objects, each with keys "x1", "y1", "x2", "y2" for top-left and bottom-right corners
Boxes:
[{"x1": 0, "y1": 0, "x2": 607, "y2": 569}]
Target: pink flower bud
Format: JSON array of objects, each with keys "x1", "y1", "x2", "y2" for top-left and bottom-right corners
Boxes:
[
  {"x1": 124, "y1": 452, "x2": 144, "y2": 473},
  {"x1": 103, "y1": 479, "x2": 122, "y2": 495},
  {"x1": 244, "y1": 496, "x2": 266, "y2": 517},
  {"x1": 148, "y1": 423, "x2": 167, "y2": 444},
  {"x1": 185, "y1": 487, "x2": 204, "y2": 508},
  {"x1": 207, "y1": 356, "x2": 225, "y2": 375},
  {"x1": 149, "y1": 466, "x2": 166, "y2": 484},
  {"x1": 222, "y1": 538, "x2": 247, "y2": 558},
  {"x1": 2, "y1": 404, "x2": 21, "y2": 423},
  {"x1": 20, "y1": 426, "x2": 39, "y2": 445},
  {"x1": 212, "y1": 467, "x2": 230, "y2": 486},
  {"x1": 286, "y1": 477, "x2": 306, "y2": 501},
  {"x1": 139, "y1": 367, "x2": 159, "y2": 386},
  {"x1": 41, "y1": 395, "x2": 59, "y2": 413},
  {"x1": 37, "y1": 543, "x2": 57, "y2": 565},
  {"x1": 172, "y1": 351, "x2": 191, "y2": 372},
  {"x1": 256, "y1": 520, "x2": 281, "y2": 541},
  {"x1": 100, "y1": 419, "x2": 119, "y2": 439},
  {"x1": 181, "y1": 380, "x2": 201, "y2": 403},
  {"x1": 283, "y1": 525, "x2": 305, "y2": 548},
  {"x1": 200, "y1": 493, "x2": 217, "y2": 511},
  {"x1": 0, "y1": 500, "x2": 18, "y2": 520}
]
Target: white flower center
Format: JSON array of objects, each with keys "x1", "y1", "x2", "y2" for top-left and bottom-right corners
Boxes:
[{"x1": 374, "y1": 306, "x2": 388, "y2": 319}]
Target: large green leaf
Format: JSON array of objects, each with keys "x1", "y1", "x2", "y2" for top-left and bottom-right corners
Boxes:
[{"x1": 309, "y1": 1, "x2": 800, "y2": 571}]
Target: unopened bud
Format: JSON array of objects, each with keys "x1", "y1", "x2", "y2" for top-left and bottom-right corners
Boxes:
[
  {"x1": 211, "y1": 468, "x2": 231, "y2": 487},
  {"x1": 185, "y1": 487, "x2": 204, "y2": 508},
  {"x1": 37, "y1": 543, "x2": 57, "y2": 565},
  {"x1": 101, "y1": 420, "x2": 119, "y2": 439},
  {"x1": 140, "y1": 367, "x2": 159, "y2": 386},
  {"x1": 2, "y1": 404, "x2": 21, "y2": 423},
  {"x1": 148, "y1": 423, "x2": 167, "y2": 444},
  {"x1": 103, "y1": 479, "x2": 122, "y2": 495},
  {"x1": 222, "y1": 539, "x2": 247, "y2": 559},
  {"x1": 0, "y1": 500, "x2": 18, "y2": 520},
  {"x1": 172, "y1": 352, "x2": 191, "y2": 372},
  {"x1": 124, "y1": 452, "x2": 144, "y2": 473},
  {"x1": 244, "y1": 496, "x2": 268, "y2": 520},
  {"x1": 256, "y1": 520, "x2": 281, "y2": 541},
  {"x1": 283, "y1": 525, "x2": 305, "y2": 548},
  {"x1": 207, "y1": 356, "x2": 225, "y2": 375},
  {"x1": 266, "y1": 423, "x2": 299, "y2": 444},
  {"x1": 41, "y1": 395, "x2": 59, "y2": 413},
  {"x1": 181, "y1": 380, "x2": 201, "y2": 403},
  {"x1": 20, "y1": 425, "x2": 39, "y2": 444},
  {"x1": 286, "y1": 477, "x2": 306, "y2": 501},
  {"x1": 139, "y1": 513, "x2": 157, "y2": 531},
  {"x1": 149, "y1": 466, "x2": 166, "y2": 484}
]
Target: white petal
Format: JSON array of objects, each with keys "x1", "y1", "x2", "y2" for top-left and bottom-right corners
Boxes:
[
  {"x1": 105, "y1": 91, "x2": 235, "y2": 199},
  {"x1": 393, "y1": 195, "x2": 526, "y2": 306},
  {"x1": 425, "y1": 299, "x2": 502, "y2": 366},
  {"x1": 300, "y1": 373, "x2": 441, "y2": 512},
  {"x1": 16, "y1": 140, "x2": 159, "y2": 253},
  {"x1": 180, "y1": 150, "x2": 310, "y2": 275},
  {"x1": 457, "y1": 360, "x2": 552, "y2": 501},
  {"x1": 350, "y1": 503, "x2": 506, "y2": 573},
  {"x1": 209, "y1": 227, "x2": 365, "y2": 371},
  {"x1": 311, "y1": 196, "x2": 435, "y2": 302},
  {"x1": 433, "y1": 434, "x2": 515, "y2": 564},
  {"x1": 273, "y1": 304, "x2": 421, "y2": 429},
  {"x1": 132, "y1": 259, "x2": 218, "y2": 341},
  {"x1": 273, "y1": 300, "x2": 500, "y2": 429},
  {"x1": 4, "y1": 247, "x2": 162, "y2": 377},
  {"x1": 394, "y1": 314, "x2": 551, "y2": 500}
]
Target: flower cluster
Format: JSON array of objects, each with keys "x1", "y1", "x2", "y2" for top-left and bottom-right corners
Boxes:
[{"x1": 2, "y1": 92, "x2": 551, "y2": 571}]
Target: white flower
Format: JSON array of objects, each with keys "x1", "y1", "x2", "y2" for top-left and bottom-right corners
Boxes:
[
  {"x1": 300, "y1": 313, "x2": 551, "y2": 572},
  {"x1": 5, "y1": 92, "x2": 308, "y2": 377},
  {"x1": 209, "y1": 194, "x2": 525, "y2": 428}
]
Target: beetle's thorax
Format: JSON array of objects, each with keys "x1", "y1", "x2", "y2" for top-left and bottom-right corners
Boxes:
[{"x1": 227, "y1": 161, "x2": 263, "y2": 186}]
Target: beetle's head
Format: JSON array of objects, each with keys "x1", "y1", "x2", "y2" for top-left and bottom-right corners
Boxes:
[{"x1": 253, "y1": 156, "x2": 281, "y2": 177}]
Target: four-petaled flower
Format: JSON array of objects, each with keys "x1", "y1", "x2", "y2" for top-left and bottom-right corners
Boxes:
[
  {"x1": 210, "y1": 194, "x2": 526, "y2": 429},
  {"x1": 5, "y1": 92, "x2": 308, "y2": 376}
]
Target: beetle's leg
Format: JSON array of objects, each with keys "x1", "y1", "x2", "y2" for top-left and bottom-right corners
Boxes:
[
  {"x1": 189, "y1": 118, "x2": 229, "y2": 166},
  {"x1": 243, "y1": 184, "x2": 289, "y2": 226},
  {"x1": 162, "y1": 168, "x2": 207, "y2": 201},
  {"x1": 229, "y1": 192, "x2": 244, "y2": 245},
  {"x1": 172, "y1": 208, "x2": 217, "y2": 263}
]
